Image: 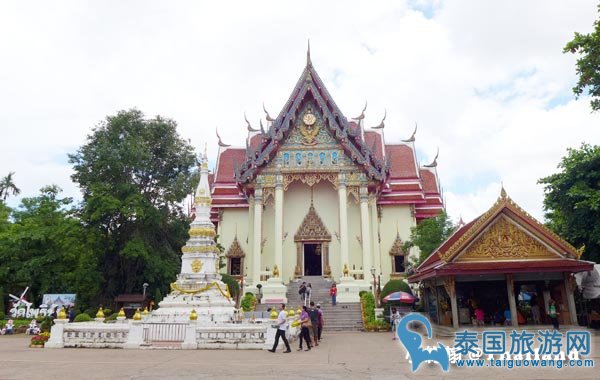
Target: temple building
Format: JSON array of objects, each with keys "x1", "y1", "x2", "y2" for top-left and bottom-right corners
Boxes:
[
  {"x1": 409, "y1": 188, "x2": 593, "y2": 328},
  {"x1": 208, "y1": 51, "x2": 443, "y2": 302}
]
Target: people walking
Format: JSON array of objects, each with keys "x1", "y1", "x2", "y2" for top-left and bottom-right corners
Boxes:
[
  {"x1": 309, "y1": 301, "x2": 319, "y2": 346},
  {"x1": 268, "y1": 303, "x2": 292, "y2": 353},
  {"x1": 329, "y1": 283, "x2": 337, "y2": 306},
  {"x1": 299, "y1": 282, "x2": 307, "y2": 304},
  {"x1": 390, "y1": 307, "x2": 400, "y2": 340},
  {"x1": 305, "y1": 283, "x2": 312, "y2": 306},
  {"x1": 316, "y1": 304, "x2": 324, "y2": 342},
  {"x1": 298, "y1": 306, "x2": 312, "y2": 351}
]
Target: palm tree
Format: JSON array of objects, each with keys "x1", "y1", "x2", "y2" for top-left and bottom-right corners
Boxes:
[{"x1": 0, "y1": 172, "x2": 21, "y2": 201}]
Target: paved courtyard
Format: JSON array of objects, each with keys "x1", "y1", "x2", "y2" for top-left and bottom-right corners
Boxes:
[{"x1": 0, "y1": 332, "x2": 598, "y2": 380}]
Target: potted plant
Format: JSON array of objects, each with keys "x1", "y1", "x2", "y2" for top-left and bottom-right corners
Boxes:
[{"x1": 29, "y1": 332, "x2": 50, "y2": 348}]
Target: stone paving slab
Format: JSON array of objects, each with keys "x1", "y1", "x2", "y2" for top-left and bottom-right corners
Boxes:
[{"x1": 0, "y1": 332, "x2": 598, "y2": 380}]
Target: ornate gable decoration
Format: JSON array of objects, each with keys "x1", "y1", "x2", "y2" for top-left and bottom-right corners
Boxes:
[
  {"x1": 235, "y1": 58, "x2": 388, "y2": 186},
  {"x1": 389, "y1": 233, "x2": 406, "y2": 256},
  {"x1": 456, "y1": 216, "x2": 560, "y2": 262},
  {"x1": 294, "y1": 205, "x2": 331, "y2": 242},
  {"x1": 438, "y1": 189, "x2": 581, "y2": 262},
  {"x1": 226, "y1": 237, "x2": 245, "y2": 258}
]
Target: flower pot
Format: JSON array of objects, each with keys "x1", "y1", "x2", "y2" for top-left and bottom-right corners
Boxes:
[{"x1": 29, "y1": 344, "x2": 44, "y2": 348}]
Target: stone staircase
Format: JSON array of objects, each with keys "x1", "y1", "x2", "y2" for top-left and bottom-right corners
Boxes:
[{"x1": 254, "y1": 276, "x2": 363, "y2": 332}]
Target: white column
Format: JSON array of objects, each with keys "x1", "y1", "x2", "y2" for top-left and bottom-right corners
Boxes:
[
  {"x1": 360, "y1": 186, "x2": 372, "y2": 281},
  {"x1": 370, "y1": 198, "x2": 381, "y2": 275},
  {"x1": 274, "y1": 177, "x2": 284, "y2": 280},
  {"x1": 506, "y1": 274, "x2": 518, "y2": 327},
  {"x1": 338, "y1": 174, "x2": 349, "y2": 276},
  {"x1": 252, "y1": 188, "x2": 263, "y2": 285},
  {"x1": 564, "y1": 272, "x2": 578, "y2": 325}
]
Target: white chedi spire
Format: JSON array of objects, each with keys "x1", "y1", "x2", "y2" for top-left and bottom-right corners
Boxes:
[{"x1": 179, "y1": 148, "x2": 219, "y2": 277}]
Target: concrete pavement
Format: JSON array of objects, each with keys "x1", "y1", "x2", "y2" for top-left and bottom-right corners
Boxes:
[{"x1": 0, "y1": 332, "x2": 598, "y2": 379}]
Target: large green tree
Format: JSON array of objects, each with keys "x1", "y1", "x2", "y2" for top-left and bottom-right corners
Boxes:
[
  {"x1": 539, "y1": 143, "x2": 600, "y2": 263},
  {"x1": 405, "y1": 211, "x2": 456, "y2": 267},
  {"x1": 564, "y1": 4, "x2": 600, "y2": 111},
  {"x1": 0, "y1": 186, "x2": 100, "y2": 308},
  {"x1": 68, "y1": 109, "x2": 197, "y2": 300}
]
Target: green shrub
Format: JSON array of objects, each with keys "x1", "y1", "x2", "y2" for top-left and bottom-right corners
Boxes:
[
  {"x1": 361, "y1": 292, "x2": 376, "y2": 324},
  {"x1": 102, "y1": 308, "x2": 112, "y2": 316},
  {"x1": 240, "y1": 293, "x2": 256, "y2": 312},
  {"x1": 359, "y1": 290, "x2": 368, "y2": 297},
  {"x1": 74, "y1": 313, "x2": 92, "y2": 322},
  {"x1": 220, "y1": 273, "x2": 240, "y2": 302},
  {"x1": 379, "y1": 279, "x2": 412, "y2": 302},
  {"x1": 105, "y1": 313, "x2": 118, "y2": 321},
  {"x1": 0, "y1": 311, "x2": 5, "y2": 320}
]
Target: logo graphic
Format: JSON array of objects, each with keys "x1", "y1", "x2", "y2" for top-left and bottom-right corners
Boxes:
[{"x1": 397, "y1": 313, "x2": 450, "y2": 372}]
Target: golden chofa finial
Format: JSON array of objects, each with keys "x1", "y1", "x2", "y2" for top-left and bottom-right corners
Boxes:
[
  {"x1": 96, "y1": 307, "x2": 105, "y2": 319},
  {"x1": 57, "y1": 307, "x2": 68, "y2": 320},
  {"x1": 500, "y1": 183, "x2": 507, "y2": 199},
  {"x1": 117, "y1": 308, "x2": 126, "y2": 318},
  {"x1": 133, "y1": 308, "x2": 142, "y2": 321},
  {"x1": 142, "y1": 307, "x2": 149, "y2": 316},
  {"x1": 190, "y1": 309, "x2": 198, "y2": 321}
]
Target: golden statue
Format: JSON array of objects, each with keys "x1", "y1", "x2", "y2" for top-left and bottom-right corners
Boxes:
[
  {"x1": 343, "y1": 264, "x2": 349, "y2": 277},
  {"x1": 299, "y1": 109, "x2": 320, "y2": 145},
  {"x1": 191, "y1": 259, "x2": 203, "y2": 273},
  {"x1": 272, "y1": 264, "x2": 280, "y2": 278}
]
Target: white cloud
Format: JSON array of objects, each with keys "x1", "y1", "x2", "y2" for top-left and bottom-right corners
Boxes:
[{"x1": 0, "y1": 0, "x2": 598, "y2": 223}]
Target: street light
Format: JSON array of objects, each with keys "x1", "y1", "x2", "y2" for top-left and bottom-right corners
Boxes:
[{"x1": 142, "y1": 283, "x2": 149, "y2": 297}]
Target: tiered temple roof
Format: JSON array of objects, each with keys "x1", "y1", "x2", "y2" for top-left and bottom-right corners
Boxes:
[{"x1": 209, "y1": 53, "x2": 443, "y2": 223}]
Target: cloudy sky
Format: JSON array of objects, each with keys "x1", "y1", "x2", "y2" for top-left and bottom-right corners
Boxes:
[{"x1": 1, "y1": 0, "x2": 599, "y2": 222}]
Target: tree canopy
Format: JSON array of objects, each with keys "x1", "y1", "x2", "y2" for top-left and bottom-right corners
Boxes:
[
  {"x1": 405, "y1": 211, "x2": 456, "y2": 267},
  {"x1": 0, "y1": 186, "x2": 100, "y2": 307},
  {"x1": 68, "y1": 109, "x2": 198, "y2": 300},
  {"x1": 564, "y1": 4, "x2": 600, "y2": 111},
  {"x1": 539, "y1": 143, "x2": 600, "y2": 263}
]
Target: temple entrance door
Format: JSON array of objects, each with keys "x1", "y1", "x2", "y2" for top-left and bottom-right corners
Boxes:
[{"x1": 303, "y1": 243, "x2": 322, "y2": 276}]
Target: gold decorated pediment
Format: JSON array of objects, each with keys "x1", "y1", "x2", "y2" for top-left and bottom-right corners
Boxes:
[
  {"x1": 294, "y1": 205, "x2": 331, "y2": 242},
  {"x1": 226, "y1": 237, "x2": 246, "y2": 258},
  {"x1": 455, "y1": 216, "x2": 561, "y2": 262}
]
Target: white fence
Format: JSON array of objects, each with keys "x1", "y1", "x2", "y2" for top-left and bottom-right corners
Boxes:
[{"x1": 143, "y1": 322, "x2": 187, "y2": 343}]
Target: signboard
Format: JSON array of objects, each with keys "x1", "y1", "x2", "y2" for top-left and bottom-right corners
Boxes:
[{"x1": 42, "y1": 294, "x2": 76, "y2": 308}]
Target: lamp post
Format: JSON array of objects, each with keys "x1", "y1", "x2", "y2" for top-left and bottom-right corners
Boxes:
[{"x1": 142, "y1": 283, "x2": 149, "y2": 297}]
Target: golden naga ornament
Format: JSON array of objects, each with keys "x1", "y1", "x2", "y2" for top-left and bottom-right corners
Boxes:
[
  {"x1": 299, "y1": 109, "x2": 320, "y2": 145},
  {"x1": 191, "y1": 259, "x2": 203, "y2": 273}
]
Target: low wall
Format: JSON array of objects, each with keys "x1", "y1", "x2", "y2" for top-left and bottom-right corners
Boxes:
[{"x1": 45, "y1": 318, "x2": 300, "y2": 350}]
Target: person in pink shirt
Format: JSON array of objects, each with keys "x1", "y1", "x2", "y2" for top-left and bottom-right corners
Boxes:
[{"x1": 474, "y1": 307, "x2": 485, "y2": 326}]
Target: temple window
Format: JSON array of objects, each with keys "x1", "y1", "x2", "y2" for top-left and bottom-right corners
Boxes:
[
  {"x1": 307, "y1": 152, "x2": 314, "y2": 165},
  {"x1": 393, "y1": 255, "x2": 405, "y2": 273},
  {"x1": 229, "y1": 257, "x2": 242, "y2": 276},
  {"x1": 319, "y1": 152, "x2": 325, "y2": 165},
  {"x1": 331, "y1": 152, "x2": 338, "y2": 165},
  {"x1": 283, "y1": 152, "x2": 290, "y2": 166},
  {"x1": 296, "y1": 152, "x2": 302, "y2": 166}
]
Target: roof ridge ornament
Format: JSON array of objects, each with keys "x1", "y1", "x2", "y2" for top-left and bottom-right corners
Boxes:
[
  {"x1": 500, "y1": 183, "x2": 507, "y2": 199},
  {"x1": 371, "y1": 109, "x2": 386, "y2": 129},
  {"x1": 423, "y1": 148, "x2": 439, "y2": 168},
  {"x1": 307, "y1": 39, "x2": 311, "y2": 66},
  {"x1": 245, "y1": 113, "x2": 259, "y2": 132},
  {"x1": 216, "y1": 128, "x2": 230, "y2": 147},
  {"x1": 263, "y1": 103, "x2": 275, "y2": 122},
  {"x1": 402, "y1": 123, "x2": 417, "y2": 142},
  {"x1": 352, "y1": 100, "x2": 367, "y2": 120}
]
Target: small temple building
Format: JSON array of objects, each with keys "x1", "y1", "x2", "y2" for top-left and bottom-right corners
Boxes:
[
  {"x1": 208, "y1": 50, "x2": 443, "y2": 302},
  {"x1": 409, "y1": 188, "x2": 594, "y2": 328}
]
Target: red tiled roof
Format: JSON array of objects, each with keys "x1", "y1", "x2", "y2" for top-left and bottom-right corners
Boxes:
[
  {"x1": 249, "y1": 134, "x2": 263, "y2": 152},
  {"x1": 215, "y1": 148, "x2": 246, "y2": 183},
  {"x1": 386, "y1": 144, "x2": 418, "y2": 178},
  {"x1": 364, "y1": 131, "x2": 383, "y2": 161},
  {"x1": 419, "y1": 169, "x2": 439, "y2": 194}
]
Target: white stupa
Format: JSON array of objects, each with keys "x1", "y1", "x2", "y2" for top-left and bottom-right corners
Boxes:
[{"x1": 151, "y1": 147, "x2": 235, "y2": 323}]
